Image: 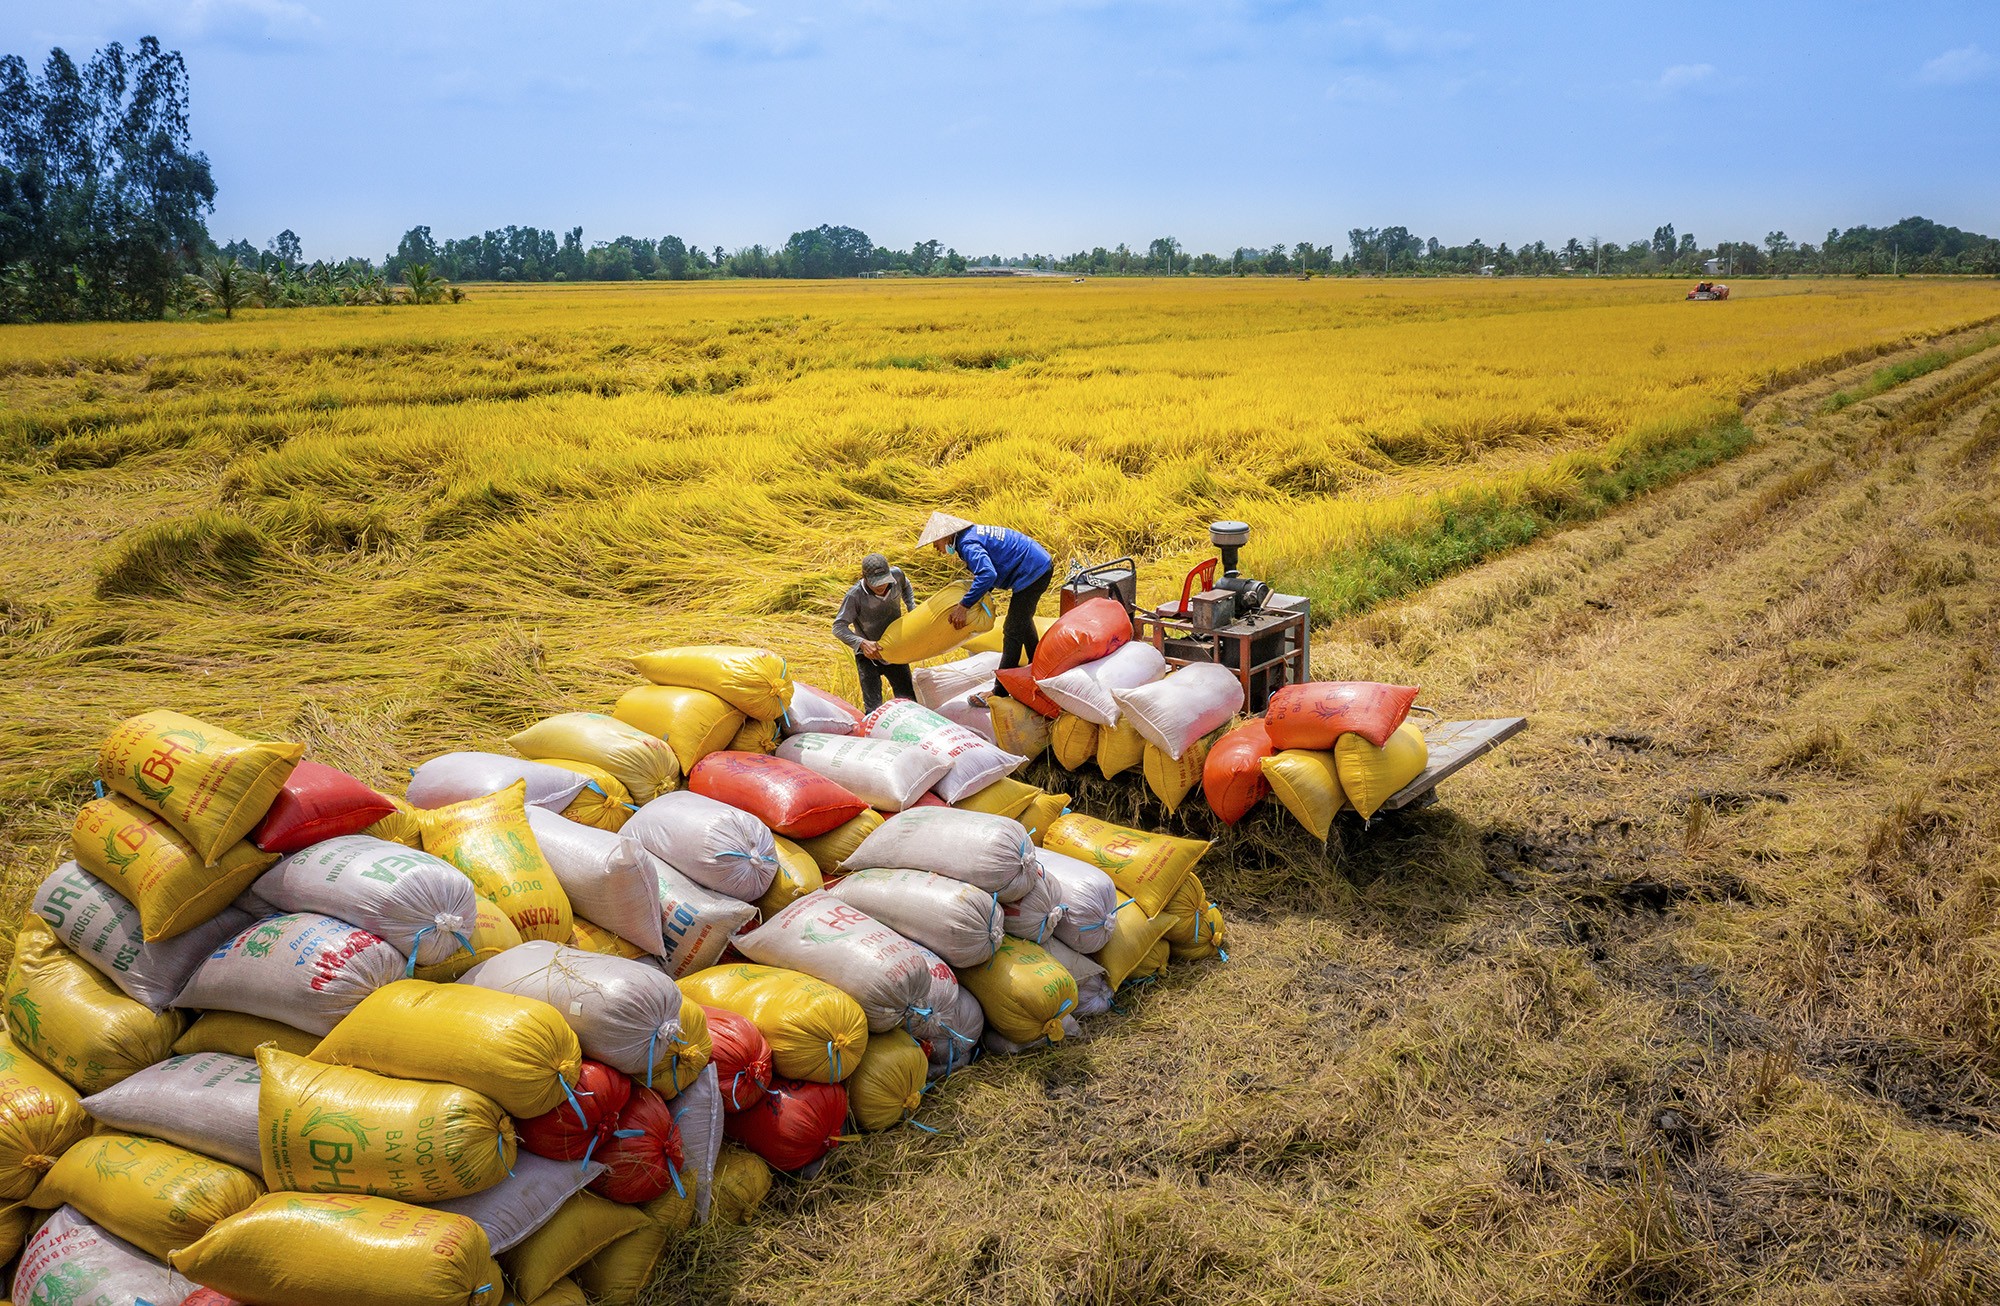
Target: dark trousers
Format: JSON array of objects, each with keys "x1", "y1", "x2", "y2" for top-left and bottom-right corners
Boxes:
[
  {"x1": 990, "y1": 567, "x2": 1053, "y2": 697},
  {"x1": 855, "y1": 653, "x2": 916, "y2": 713}
]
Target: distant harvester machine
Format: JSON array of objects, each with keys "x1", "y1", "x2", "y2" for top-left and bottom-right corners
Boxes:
[{"x1": 1686, "y1": 281, "x2": 1731, "y2": 301}]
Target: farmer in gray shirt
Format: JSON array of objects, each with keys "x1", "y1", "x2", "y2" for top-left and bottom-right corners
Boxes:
[{"x1": 834, "y1": 552, "x2": 918, "y2": 712}]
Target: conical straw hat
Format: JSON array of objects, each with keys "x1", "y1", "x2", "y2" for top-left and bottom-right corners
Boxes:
[{"x1": 916, "y1": 511, "x2": 974, "y2": 547}]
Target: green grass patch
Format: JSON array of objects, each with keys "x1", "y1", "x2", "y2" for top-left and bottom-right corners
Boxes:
[{"x1": 1820, "y1": 332, "x2": 2000, "y2": 412}]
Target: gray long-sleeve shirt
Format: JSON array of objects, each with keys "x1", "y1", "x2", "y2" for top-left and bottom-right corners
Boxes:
[{"x1": 833, "y1": 568, "x2": 915, "y2": 650}]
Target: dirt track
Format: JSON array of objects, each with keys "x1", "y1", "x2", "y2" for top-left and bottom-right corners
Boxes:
[{"x1": 664, "y1": 328, "x2": 2000, "y2": 1304}]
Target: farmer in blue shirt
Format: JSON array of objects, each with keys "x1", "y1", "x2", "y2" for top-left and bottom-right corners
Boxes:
[{"x1": 916, "y1": 511, "x2": 1054, "y2": 702}]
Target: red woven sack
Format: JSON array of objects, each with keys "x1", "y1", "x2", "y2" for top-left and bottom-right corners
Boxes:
[
  {"x1": 994, "y1": 667, "x2": 1061, "y2": 719},
  {"x1": 183, "y1": 1292, "x2": 242, "y2": 1306},
  {"x1": 909, "y1": 791, "x2": 949, "y2": 809},
  {"x1": 1203, "y1": 719, "x2": 1275, "y2": 824},
  {"x1": 589, "y1": 1084, "x2": 686, "y2": 1203},
  {"x1": 689, "y1": 751, "x2": 869, "y2": 838},
  {"x1": 1265, "y1": 682, "x2": 1420, "y2": 750},
  {"x1": 517, "y1": 1060, "x2": 632, "y2": 1162},
  {"x1": 703, "y1": 1005, "x2": 774, "y2": 1111},
  {"x1": 1029, "y1": 598, "x2": 1132, "y2": 681},
  {"x1": 723, "y1": 1078, "x2": 848, "y2": 1172},
  {"x1": 251, "y1": 759, "x2": 396, "y2": 853}
]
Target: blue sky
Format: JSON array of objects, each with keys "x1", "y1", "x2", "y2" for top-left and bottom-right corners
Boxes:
[{"x1": 4, "y1": 1, "x2": 1995, "y2": 262}]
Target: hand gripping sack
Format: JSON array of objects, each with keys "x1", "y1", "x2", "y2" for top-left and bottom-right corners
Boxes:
[
  {"x1": 252, "y1": 835, "x2": 478, "y2": 969},
  {"x1": 1043, "y1": 812, "x2": 1208, "y2": 917},
  {"x1": 1143, "y1": 732, "x2": 1215, "y2": 815},
  {"x1": 257, "y1": 1047, "x2": 515, "y2": 1201},
  {"x1": 1095, "y1": 716, "x2": 1146, "y2": 778},
  {"x1": 629, "y1": 646, "x2": 794, "y2": 722},
  {"x1": 420, "y1": 782, "x2": 574, "y2": 944},
  {"x1": 1335, "y1": 722, "x2": 1430, "y2": 819},
  {"x1": 463, "y1": 944, "x2": 684, "y2": 1085},
  {"x1": 540, "y1": 759, "x2": 633, "y2": 833},
  {"x1": 1043, "y1": 938, "x2": 1113, "y2": 1017},
  {"x1": 437, "y1": 1152, "x2": 606, "y2": 1254},
  {"x1": 844, "y1": 1030, "x2": 927, "y2": 1132},
  {"x1": 97, "y1": 710, "x2": 303, "y2": 868},
  {"x1": 623, "y1": 790, "x2": 778, "y2": 903},
  {"x1": 955, "y1": 937, "x2": 1077, "y2": 1047},
  {"x1": 827, "y1": 868, "x2": 1002, "y2": 967},
  {"x1": 1029, "y1": 597, "x2": 1132, "y2": 680},
  {"x1": 1265, "y1": 681, "x2": 1421, "y2": 751},
  {"x1": 82, "y1": 1051, "x2": 261, "y2": 1171},
  {"x1": 176, "y1": 1011, "x2": 319, "y2": 1060},
  {"x1": 525, "y1": 808, "x2": 668, "y2": 957},
  {"x1": 672, "y1": 1063, "x2": 724, "y2": 1223},
  {"x1": 1037, "y1": 641, "x2": 1167, "y2": 726},
  {"x1": 1112, "y1": 663, "x2": 1246, "y2": 761},
  {"x1": 779, "y1": 681, "x2": 862, "y2": 737},
  {"x1": 677, "y1": 965, "x2": 867, "y2": 1084},
  {"x1": 415, "y1": 898, "x2": 523, "y2": 984},
  {"x1": 252, "y1": 759, "x2": 396, "y2": 853},
  {"x1": 174, "y1": 912, "x2": 405, "y2": 1037},
  {"x1": 704, "y1": 1006, "x2": 774, "y2": 1112},
  {"x1": 408, "y1": 753, "x2": 588, "y2": 813},
  {"x1": 861, "y1": 700, "x2": 1025, "y2": 802},
  {"x1": 589, "y1": 1084, "x2": 684, "y2": 1203},
  {"x1": 169, "y1": 1193, "x2": 506, "y2": 1306},
  {"x1": 690, "y1": 752, "x2": 868, "y2": 838},
  {"x1": 723, "y1": 1078, "x2": 847, "y2": 1172},
  {"x1": 655, "y1": 861, "x2": 759, "y2": 979},
  {"x1": 953, "y1": 775, "x2": 1042, "y2": 822},
  {"x1": 1038, "y1": 847, "x2": 1121, "y2": 955},
  {"x1": 16, "y1": 1206, "x2": 187, "y2": 1306},
  {"x1": 773, "y1": 734, "x2": 950, "y2": 813},
  {"x1": 913, "y1": 651, "x2": 1000, "y2": 709},
  {"x1": 29, "y1": 1134, "x2": 263, "y2": 1261},
  {"x1": 31, "y1": 861, "x2": 249, "y2": 1011},
  {"x1": 1262, "y1": 748, "x2": 1345, "y2": 841},
  {"x1": 1000, "y1": 862, "x2": 1064, "y2": 945},
  {"x1": 1051, "y1": 713, "x2": 1100, "y2": 770},
  {"x1": 760, "y1": 836, "x2": 825, "y2": 919},
  {"x1": 502, "y1": 1191, "x2": 648, "y2": 1302},
  {"x1": 613, "y1": 684, "x2": 746, "y2": 775},
  {"x1": 875, "y1": 581, "x2": 995, "y2": 664},
  {"x1": 311, "y1": 980, "x2": 582, "y2": 1119},
  {"x1": 734, "y1": 893, "x2": 932, "y2": 1032},
  {"x1": 841, "y1": 807, "x2": 1037, "y2": 898},
  {"x1": 1205, "y1": 718, "x2": 1275, "y2": 824},
  {"x1": 987, "y1": 695, "x2": 1052, "y2": 759},
  {"x1": 0, "y1": 1031, "x2": 89, "y2": 1199},
  {"x1": 1096, "y1": 900, "x2": 1181, "y2": 989},
  {"x1": 518, "y1": 1059, "x2": 631, "y2": 1162},
  {"x1": 72, "y1": 793, "x2": 277, "y2": 942},
  {"x1": 508, "y1": 712, "x2": 681, "y2": 804},
  {"x1": 4, "y1": 916, "x2": 181, "y2": 1093}
]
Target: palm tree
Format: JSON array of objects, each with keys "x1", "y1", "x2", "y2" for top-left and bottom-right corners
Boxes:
[
  {"x1": 403, "y1": 262, "x2": 448, "y2": 304},
  {"x1": 195, "y1": 257, "x2": 255, "y2": 318}
]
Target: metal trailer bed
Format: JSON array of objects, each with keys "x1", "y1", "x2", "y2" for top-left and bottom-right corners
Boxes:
[{"x1": 1378, "y1": 716, "x2": 1529, "y2": 813}]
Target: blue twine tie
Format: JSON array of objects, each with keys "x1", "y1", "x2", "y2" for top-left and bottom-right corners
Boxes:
[{"x1": 496, "y1": 1132, "x2": 515, "y2": 1178}]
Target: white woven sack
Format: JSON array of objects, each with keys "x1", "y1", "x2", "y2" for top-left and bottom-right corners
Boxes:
[
  {"x1": 436, "y1": 1153, "x2": 606, "y2": 1253},
  {"x1": 1039, "y1": 848, "x2": 1120, "y2": 955},
  {"x1": 924, "y1": 980, "x2": 987, "y2": 1081},
  {"x1": 623, "y1": 790, "x2": 777, "y2": 903},
  {"x1": 1044, "y1": 937, "x2": 1113, "y2": 1018},
  {"x1": 826, "y1": 868, "x2": 1001, "y2": 967},
  {"x1": 913, "y1": 651, "x2": 1000, "y2": 709},
  {"x1": 773, "y1": 734, "x2": 950, "y2": 812},
  {"x1": 655, "y1": 859, "x2": 759, "y2": 979},
  {"x1": 174, "y1": 912, "x2": 406, "y2": 1036},
  {"x1": 674, "y1": 1064, "x2": 724, "y2": 1224},
  {"x1": 936, "y1": 691, "x2": 998, "y2": 742},
  {"x1": 861, "y1": 700, "x2": 1025, "y2": 802},
  {"x1": 253, "y1": 835, "x2": 477, "y2": 968},
  {"x1": 32, "y1": 862, "x2": 249, "y2": 1012},
  {"x1": 406, "y1": 751, "x2": 589, "y2": 811},
  {"x1": 81, "y1": 1051, "x2": 262, "y2": 1170},
  {"x1": 903, "y1": 944, "x2": 979, "y2": 1075},
  {"x1": 734, "y1": 891, "x2": 931, "y2": 1032},
  {"x1": 1000, "y1": 862, "x2": 1065, "y2": 945},
  {"x1": 462, "y1": 942, "x2": 683, "y2": 1085},
  {"x1": 840, "y1": 807, "x2": 1036, "y2": 898},
  {"x1": 1111, "y1": 663, "x2": 1246, "y2": 760},
  {"x1": 525, "y1": 808, "x2": 668, "y2": 957},
  {"x1": 780, "y1": 682, "x2": 861, "y2": 737},
  {"x1": 1036, "y1": 641, "x2": 1167, "y2": 726},
  {"x1": 981, "y1": 1014, "x2": 1081, "y2": 1056},
  {"x1": 14, "y1": 1207, "x2": 184, "y2": 1306}
]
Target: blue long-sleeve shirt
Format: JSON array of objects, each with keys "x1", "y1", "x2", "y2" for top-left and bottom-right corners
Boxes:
[{"x1": 954, "y1": 525, "x2": 1052, "y2": 607}]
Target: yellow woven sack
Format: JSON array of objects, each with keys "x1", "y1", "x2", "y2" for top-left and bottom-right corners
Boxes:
[
  {"x1": 30, "y1": 1133, "x2": 262, "y2": 1260},
  {"x1": 420, "y1": 781, "x2": 573, "y2": 944},
  {"x1": 613, "y1": 684, "x2": 746, "y2": 775},
  {"x1": 508, "y1": 1279, "x2": 587, "y2": 1306},
  {"x1": 414, "y1": 899, "x2": 522, "y2": 983},
  {"x1": 845, "y1": 1029, "x2": 927, "y2": 1132},
  {"x1": 0, "y1": 1031, "x2": 88, "y2": 1200},
  {"x1": 1335, "y1": 722, "x2": 1430, "y2": 819},
  {"x1": 875, "y1": 583, "x2": 995, "y2": 664},
  {"x1": 1020, "y1": 791, "x2": 1069, "y2": 846},
  {"x1": 71, "y1": 794, "x2": 277, "y2": 942},
  {"x1": 964, "y1": 614, "x2": 1053, "y2": 656},
  {"x1": 508, "y1": 712, "x2": 680, "y2": 804},
  {"x1": 761, "y1": 837, "x2": 825, "y2": 920},
  {"x1": 711, "y1": 1145, "x2": 772, "y2": 1224},
  {"x1": 4, "y1": 916, "x2": 180, "y2": 1093},
  {"x1": 311, "y1": 980, "x2": 581, "y2": 1119},
  {"x1": 503, "y1": 1191, "x2": 649, "y2": 1303},
  {"x1": 176, "y1": 1010, "x2": 320, "y2": 1059},
  {"x1": 1171, "y1": 904, "x2": 1227, "y2": 962},
  {"x1": 1142, "y1": 733, "x2": 1214, "y2": 814},
  {"x1": 629, "y1": 646, "x2": 794, "y2": 722},
  {"x1": 1043, "y1": 813, "x2": 1207, "y2": 917},
  {"x1": 665, "y1": 994, "x2": 711, "y2": 1095},
  {"x1": 1095, "y1": 718, "x2": 1145, "y2": 778},
  {"x1": 678, "y1": 964, "x2": 867, "y2": 1083},
  {"x1": 257, "y1": 1047, "x2": 515, "y2": 1201},
  {"x1": 1050, "y1": 714, "x2": 1099, "y2": 771},
  {"x1": 170, "y1": 1193, "x2": 506, "y2": 1306},
  {"x1": 1095, "y1": 900, "x2": 1181, "y2": 989},
  {"x1": 1162, "y1": 874, "x2": 1206, "y2": 945},
  {"x1": 0, "y1": 1196, "x2": 32, "y2": 1265},
  {"x1": 1261, "y1": 748, "x2": 1344, "y2": 841},
  {"x1": 989, "y1": 698, "x2": 1052, "y2": 761},
  {"x1": 363, "y1": 797, "x2": 428, "y2": 848},
  {"x1": 792, "y1": 810, "x2": 883, "y2": 876},
  {"x1": 535, "y1": 759, "x2": 632, "y2": 833},
  {"x1": 952, "y1": 776, "x2": 1040, "y2": 822},
  {"x1": 573, "y1": 1188, "x2": 694, "y2": 1303},
  {"x1": 956, "y1": 937, "x2": 1077, "y2": 1047},
  {"x1": 728, "y1": 715, "x2": 781, "y2": 755},
  {"x1": 96, "y1": 710, "x2": 302, "y2": 867},
  {"x1": 568, "y1": 916, "x2": 649, "y2": 961},
  {"x1": 1134, "y1": 937, "x2": 1171, "y2": 983}
]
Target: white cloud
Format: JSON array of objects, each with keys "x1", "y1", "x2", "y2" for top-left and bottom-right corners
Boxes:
[
  {"x1": 1653, "y1": 63, "x2": 1716, "y2": 93},
  {"x1": 1325, "y1": 73, "x2": 1395, "y2": 104},
  {"x1": 1918, "y1": 45, "x2": 1994, "y2": 86},
  {"x1": 1336, "y1": 15, "x2": 1473, "y2": 61}
]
